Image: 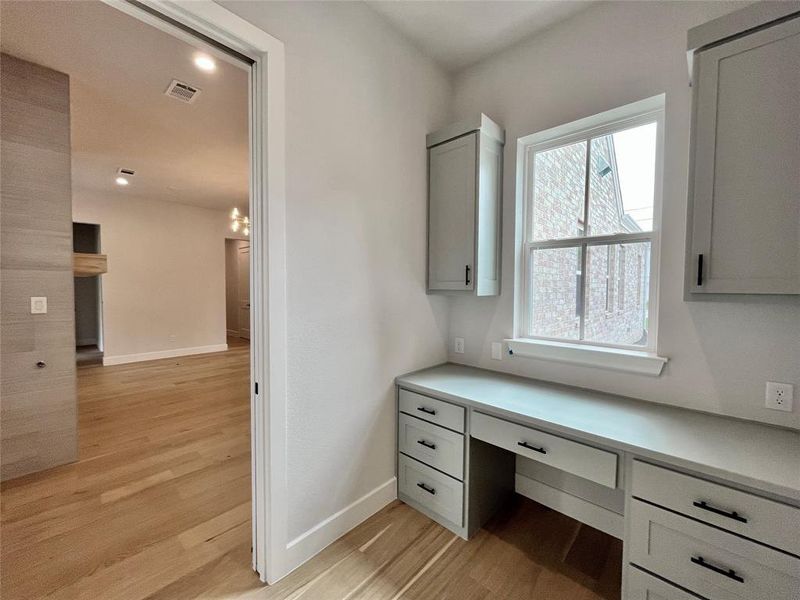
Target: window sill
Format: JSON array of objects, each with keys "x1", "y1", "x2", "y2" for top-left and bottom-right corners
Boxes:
[{"x1": 505, "y1": 338, "x2": 668, "y2": 377}]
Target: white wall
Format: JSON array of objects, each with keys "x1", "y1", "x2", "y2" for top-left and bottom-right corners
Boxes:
[
  {"x1": 72, "y1": 192, "x2": 241, "y2": 362},
  {"x1": 221, "y1": 1, "x2": 452, "y2": 541},
  {"x1": 447, "y1": 0, "x2": 800, "y2": 430}
]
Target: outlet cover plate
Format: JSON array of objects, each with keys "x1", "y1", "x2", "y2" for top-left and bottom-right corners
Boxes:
[
  {"x1": 491, "y1": 342, "x2": 503, "y2": 360},
  {"x1": 454, "y1": 337, "x2": 465, "y2": 354},
  {"x1": 765, "y1": 381, "x2": 794, "y2": 412}
]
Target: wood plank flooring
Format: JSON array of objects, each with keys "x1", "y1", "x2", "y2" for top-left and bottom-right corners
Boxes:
[{"x1": 1, "y1": 339, "x2": 621, "y2": 599}]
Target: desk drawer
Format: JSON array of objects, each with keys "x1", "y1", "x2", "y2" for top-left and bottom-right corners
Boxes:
[
  {"x1": 399, "y1": 413, "x2": 464, "y2": 480},
  {"x1": 627, "y1": 566, "x2": 705, "y2": 600},
  {"x1": 629, "y1": 499, "x2": 800, "y2": 600},
  {"x1": 398, "y1": 454, "x2": 463, "y2": 527},
  {"x1": 399, "y1": 389, "x2": 465, "y2": 432},
  {"x1": 471, "y1": 412, "x2": 618, "y2": 488},
  {"x1": 632, "y1": 460, "x2": 800, "y2": 556}
]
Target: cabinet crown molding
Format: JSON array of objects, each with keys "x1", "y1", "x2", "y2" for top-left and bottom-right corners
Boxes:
[{"x1": 426, "y1": 113, "x2": 504, "y2": 148}]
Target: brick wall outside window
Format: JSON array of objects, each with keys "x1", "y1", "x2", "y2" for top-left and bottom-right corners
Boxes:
[{"x1": 531, "y1": 138, "x2": 647, "y2": 346}]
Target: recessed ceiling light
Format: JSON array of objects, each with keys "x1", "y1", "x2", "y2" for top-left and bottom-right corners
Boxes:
[
  {"x1": 115, "y1": 176, "x2": 129, "y2": 186},
  {"x1": 194, "y1": 54, "x2": 216, "y2": 72}
]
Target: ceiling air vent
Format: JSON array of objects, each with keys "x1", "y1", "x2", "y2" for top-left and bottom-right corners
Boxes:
[
  {"x1": 164, "y1": 79, "x2": 201, "y2": 104},
  {"x1": 117, "y1": 167, "x2": 135, "y2": 177}
]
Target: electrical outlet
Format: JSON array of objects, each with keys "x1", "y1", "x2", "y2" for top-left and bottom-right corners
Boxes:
[
  {"x1": 30, "y1": 297, "x2": 47, "y2": 314},
  {"x1": 491, "y1": 342, "x2": 503, "y2": 360},
  {"x1": 765, "y1": 381, "x2": 794, "y2": 412},
  {"x1": 454, "y1": 337, "x2": 465, "y2": 354}
]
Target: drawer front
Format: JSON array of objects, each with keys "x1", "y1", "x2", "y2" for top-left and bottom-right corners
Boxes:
[
  {"x1": 398, "y1": 454, "x2": 463, "y2": 527},
  {"x1": 632, "y1": 460, "x2": 800, "y2": 556},
  {"x1": 627, "y1": 566, "x2": 705, "y2": 600},
  {"x1": 399, "y1": 413, "x2": 464, "y2": 480},
  {"x1": 471, "y1": 412, "x2": 618, "y2": 488},
  {"x1": 399, "y1": 389, "x2": 465, "y2": 432},
  {"x1": 629, "y1": 499, "x2": 800, "y2": 600}
]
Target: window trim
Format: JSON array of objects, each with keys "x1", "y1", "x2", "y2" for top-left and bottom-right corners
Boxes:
[{"x1": 514, "y1": 95, "x2": 666, "y2": 361}]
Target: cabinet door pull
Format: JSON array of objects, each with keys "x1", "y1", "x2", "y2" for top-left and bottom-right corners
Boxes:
[
  {"x1": 690, "y1": 556, "x2": 744, "y2": 583},
  {"x1": 465, "y1": 265, "x2": 471, "y2": 286},
  {"x1": 417, "y1": 482, "x2": 436, "y2": 495},
  {"x1": 697, "y1": 254, "x2": 704, "y2": 286},
  {"x1": 417, "y1": 439, "x2": 436, "y2": 450},
  {"x1": 692, "y1": 500, "x2": 747, "y2": 523},
  {"x1": 518, "y1": 441, "x2": 546, "y2": 454},
  {"x1": 417, "y1": 406, "x2": 436, "y2": 416}
]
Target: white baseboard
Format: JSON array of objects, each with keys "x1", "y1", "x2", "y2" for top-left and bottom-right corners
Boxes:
[
  {"x1": 103, "y1": 343, "x2": 229, "y2": 366},
  {"x1": 285, "y1": 477, "x2": 397, "y2": 572},
  {"x1": 515, "y1": 473, "x2": 623, "y2": 539}
]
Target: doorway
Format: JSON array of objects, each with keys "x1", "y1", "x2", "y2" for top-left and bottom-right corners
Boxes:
[
  {"x1": 226, "y1": 238, "x2": 251, "y2": 341},
  {"x1": 0, "y1": 0, "x2": 287, "y2": 592},
  {"x1": 73, "y1": 222, "x2": 104, "y2": 366}
]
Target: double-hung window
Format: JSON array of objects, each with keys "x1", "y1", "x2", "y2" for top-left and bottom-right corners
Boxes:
[{"x1": 517, "y1": 96, "x2": 664, "y2": 360}]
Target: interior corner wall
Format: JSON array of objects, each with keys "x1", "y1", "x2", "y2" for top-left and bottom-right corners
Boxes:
[
  {"x1": 72, "y1": 191, "x2": 238, "y2": 363},
  {"x1": 447, "y1": 0, "x2": 800, "y2": 430},
  {"x1": 1, "y1": 53, "x2": 78, "y2": 481},
  {"x1": 221, "y1": 1, "x2": 453, "y2": 543}
]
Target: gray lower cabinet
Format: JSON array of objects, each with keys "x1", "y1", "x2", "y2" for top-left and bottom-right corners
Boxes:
[
  {"x1": 626, "y1": 460, "x2": 800, "y2": 600},
  {"x1": 396, "y1": 388, "x2": 513, "y2": 539},
  {"x1": 686, "y1": 9, "x2": 800, "y2": 295},
  {"x1": 427, "y1": 114, "x2": 503, "y2": 296},
  {"x1": 626, "y1": 567, "x2": 703, "y2": 600}
]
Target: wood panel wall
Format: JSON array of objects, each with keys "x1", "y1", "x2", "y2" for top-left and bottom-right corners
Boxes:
[{"x1": 1, "y1": 53, "x2": 77, "y2": 481}]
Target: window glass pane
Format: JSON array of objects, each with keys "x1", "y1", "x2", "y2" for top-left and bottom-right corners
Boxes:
[
  {"x1": 531, "y1": 141, "x2": 587, "y2": 241},
  {"x1": 530, "y1": 247, "x2": 581, "y2": 340},
  {"x1": 587, "y1": 122, "x2": 657, "y2": 236},
  {"x1": 583, "y1": 242, "x2": 651, "y2": 346}
]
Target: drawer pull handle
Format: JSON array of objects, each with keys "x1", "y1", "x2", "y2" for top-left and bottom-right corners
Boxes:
[
  {"x1": 693, "y1": 501, "x2": 747, "y2": 523},
  {"x1": 417, "y1": 406, "x2": 437, "y2": 416},
  {"x1": 417, "y1": 482, "x2": 436, "y2": 495},
  {"x1": 690, "y1": 556, "x2": 744, "y2": 583},
  {"x1": 518, "y1": 441, "x2": 547, "y2": 454},
  {"x1": 417, "y1": 439, "x2": 436, "y2": 450}
]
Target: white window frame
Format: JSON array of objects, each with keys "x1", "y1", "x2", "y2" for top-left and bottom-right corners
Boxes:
[{"x1": 510, "y1": 96, "x2": 668, "y2": 375}]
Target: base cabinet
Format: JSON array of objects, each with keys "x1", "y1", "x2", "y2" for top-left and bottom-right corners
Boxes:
[{"x1": 627, "y1": 567, "x2": 705, "y2": 600}]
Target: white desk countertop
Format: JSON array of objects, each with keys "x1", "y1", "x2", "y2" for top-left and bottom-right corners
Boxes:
[{"x1": 396, "y1": 363, "x2": 800, "y2": 502}]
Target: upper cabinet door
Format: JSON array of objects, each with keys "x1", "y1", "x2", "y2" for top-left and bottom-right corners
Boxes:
[
  {"x1": 428, "y1": 133, "x2": 477, "y2": 292},
  {"x1": 688, "y1": 16, "x2": 800, "y2": 295}
]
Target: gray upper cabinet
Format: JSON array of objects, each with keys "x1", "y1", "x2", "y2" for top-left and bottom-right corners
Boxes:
[
  {"x1": 686, "y1": 8, "x2": 800, "y2": 295},
  {"x1": 427, "y1": 115, "x2": 504, "y2": 296}
]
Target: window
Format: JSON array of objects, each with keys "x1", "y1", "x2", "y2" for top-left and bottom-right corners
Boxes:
[{"x1": 519, "y1": 97, "x2": 663, "y2": 353}]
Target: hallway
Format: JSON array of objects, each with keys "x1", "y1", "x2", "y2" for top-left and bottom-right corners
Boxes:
[{"x1": 1, "y1": 341, "x2": 257, "y2": 599}]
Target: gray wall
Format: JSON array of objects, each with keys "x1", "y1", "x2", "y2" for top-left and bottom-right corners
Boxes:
[
  {"x1": 223, "y1": 1, "x2": 452, "y2": 542},
  {"x1": 1, "y1": 53, "x2": 78, "y2": 480},
  {"x1": 447, "y1": 1, "x2": 800, "y2": 430}
]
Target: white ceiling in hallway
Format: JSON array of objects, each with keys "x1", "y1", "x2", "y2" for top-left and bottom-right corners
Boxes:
[
  {"x1": 0, "y1": 1, "x2": 249, "y2": 212},
  {"x1": 366, "y1": 0, "x2": 595, "y2": 73}
]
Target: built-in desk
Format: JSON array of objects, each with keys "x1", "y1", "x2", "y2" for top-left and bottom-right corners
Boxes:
[{"x1": 395, "y1": 363, "x2": 800, "y2": 600}]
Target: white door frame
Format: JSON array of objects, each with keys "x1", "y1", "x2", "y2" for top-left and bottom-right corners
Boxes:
[{"x1": 103, "y1": 0, "x2": 288, "y2": 583}]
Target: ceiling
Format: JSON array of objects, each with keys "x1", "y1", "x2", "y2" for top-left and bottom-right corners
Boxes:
[
  {"x1": 366, "y1": 0, "x2": 595, "y2": 73},
  {"x1": 0, "y1": 1, "x2": 249, "y2": 212}
]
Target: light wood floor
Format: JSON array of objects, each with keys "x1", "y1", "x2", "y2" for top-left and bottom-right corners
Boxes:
[{"x1": 1, "y1": 340, "x2": 621, "y2": 599}]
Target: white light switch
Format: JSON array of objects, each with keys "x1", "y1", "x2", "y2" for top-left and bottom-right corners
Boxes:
[
  {"x1": 491, "y1": 342, "x2": 503, "y2": 360},
  {"x1": 30, "y1": 297, "x2": 47, "y2": 314}
]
